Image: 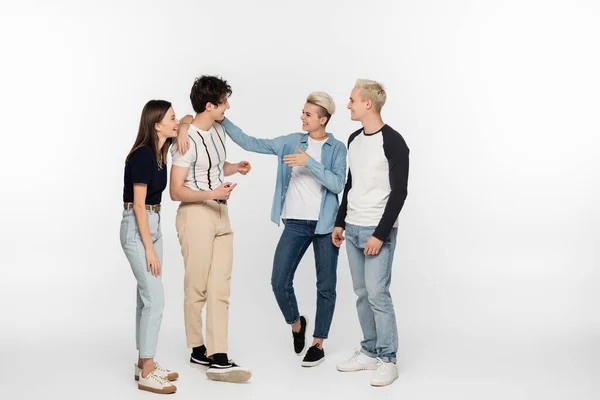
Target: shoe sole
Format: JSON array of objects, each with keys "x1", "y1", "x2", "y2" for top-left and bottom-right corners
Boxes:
[
  {"x1": 135, "y1": 373, "x2": 179, "y2": 381},
  {"x1": 206, "y1": 369, "x2": 252, "y2": 383},
  {"x1": 301, "y1": 357, "x2": 325, "y2": 367},
  {"x1": 336, "y1": 365, "x2": 378, "y2": 372},
  {"x1": 138, "y1": 384, "x2": 177, "y2": 394},
  {"x1": 295, "y1": 315, "x2": 309, "y2": 356},
  {"x1": 370, "y1": 376, "x2": 398, "y2": 387}
]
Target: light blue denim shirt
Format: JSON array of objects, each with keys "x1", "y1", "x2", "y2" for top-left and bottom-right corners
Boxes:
[{"x1": 222, "y1": 118, "x2": 347, "y2": 235}]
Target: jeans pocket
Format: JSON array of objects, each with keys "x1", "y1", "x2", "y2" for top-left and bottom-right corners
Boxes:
[
  {"x1": 149, "y1": 213, "x2": 160, "y2": 242},
  {"x1": 152, "y1": 224, "x2": 162, "y2": 244},
  {"x1": 119, "y1": 218, "x2": 129, "y2": 247}
]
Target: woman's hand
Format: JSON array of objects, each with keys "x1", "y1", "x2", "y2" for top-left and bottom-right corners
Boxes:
[
  {"x1": 283, "y1": 147, "x2": 309, "y2": 167},
  {"x1": 145, "y1": 248, "x2": 161, "y2": 277}
]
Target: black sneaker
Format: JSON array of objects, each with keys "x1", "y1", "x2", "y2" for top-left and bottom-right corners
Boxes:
[
  {"x1": 190, "y1": 345, "x2": 211, "y2": 368},
  {"x1": 292, "y1": 315, "x2": 308, "y2": 355},
  {"x1": 205, "y1": 353, "x2": 252, "y2": 383},
  {"x1": 301, "y1": 344, "x2": 325, "y2": 367}
]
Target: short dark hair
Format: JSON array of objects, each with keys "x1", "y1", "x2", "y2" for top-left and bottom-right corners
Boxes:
[{"x1": 190, "y1": 75, "x2": 232, "y2": 114}]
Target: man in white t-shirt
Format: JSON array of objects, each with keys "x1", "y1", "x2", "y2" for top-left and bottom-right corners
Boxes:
[
  {"x1": 169, "y1": 75, "x2": 252, "y2": 383},
  {"x1": 333, "y1": 79, "x2": 410, "y2": 387}
]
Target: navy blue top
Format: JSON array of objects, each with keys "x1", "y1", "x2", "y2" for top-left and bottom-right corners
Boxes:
[{"x1": 122, "y1": 146, "x2": 167, "y2": 205}]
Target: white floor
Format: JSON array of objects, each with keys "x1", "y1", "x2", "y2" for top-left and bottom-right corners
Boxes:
[{"x1": 3, "y1": 325, "x2": 598, "y2": 400}]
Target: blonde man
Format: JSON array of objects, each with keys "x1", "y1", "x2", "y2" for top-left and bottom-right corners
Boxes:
[
  {"x1": 186, "y1": 91, "x2": 347, "y2": 367},
  {"x1": 333, "y1": 80, "x2": 410, "y2": 386}
]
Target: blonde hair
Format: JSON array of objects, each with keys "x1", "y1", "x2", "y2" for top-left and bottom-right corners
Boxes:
[
  {"x1": 306, "y1": 91, "x2": 336, "y2": 125},
  {"x1": 355, "y1": 79, "x2": 387, "y2": 112}
]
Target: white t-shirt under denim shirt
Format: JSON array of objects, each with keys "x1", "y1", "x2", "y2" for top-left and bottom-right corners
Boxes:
[{"x1": 281, "y1": 137, "x2": 328, "y2": 221}]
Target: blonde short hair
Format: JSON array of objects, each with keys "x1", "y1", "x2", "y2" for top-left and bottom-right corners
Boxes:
[
  {"x1": 306, "y1": 91, "x2": 336, "y2": 124},
  {"x1": 355, "y1": 79, "x2": 387, "y2": 112}
]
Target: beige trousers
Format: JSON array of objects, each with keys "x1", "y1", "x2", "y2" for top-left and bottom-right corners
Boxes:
[{"x1": 175, "y1": 200, "x2": 233, "y2": 356}]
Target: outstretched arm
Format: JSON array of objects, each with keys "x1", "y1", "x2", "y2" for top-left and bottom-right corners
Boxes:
[{"x1": 221, "y1": 118, "x2": 288, "y2": 155}]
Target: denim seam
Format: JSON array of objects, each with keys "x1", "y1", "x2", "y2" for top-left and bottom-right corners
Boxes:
[
  {"x1": 284, "y1": 237, "x2": 311, "y2": 323},
  {"x1": 312, "y1": 235, "x2": 337, "y2": 339},
  {"x1": 135, "y1": 236, "x2": 155, "y2": 358}
]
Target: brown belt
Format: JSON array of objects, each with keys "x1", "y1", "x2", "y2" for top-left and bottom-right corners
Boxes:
[{"x1": 123, "y1": 203, "x2": 161, "y2": 212}]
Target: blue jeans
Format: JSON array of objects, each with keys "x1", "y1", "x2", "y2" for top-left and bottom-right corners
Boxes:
[
  {"x1": 345, "y1": 223, "x2": 398, "y2": 363},
  {"x1": 120, "y1": 209, "x2": 164, "y2": 359},
  {"x1": 271, "y1": 219, "x2": 339, "y2": 339}
]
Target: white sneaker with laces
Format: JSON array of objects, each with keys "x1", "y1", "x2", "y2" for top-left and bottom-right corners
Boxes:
[
  {"x1": 137, "y1": 370, "x2": 177, "y2": 394},
  {"x1": 370, "y1": 358, "x2": 398, "y2": 387},
  {"x1": 336, "y1": 349, "x2": 378, "y2": 372},
  {"x1": 135, "y1": 362, "x2": 179, "y2": 381}
]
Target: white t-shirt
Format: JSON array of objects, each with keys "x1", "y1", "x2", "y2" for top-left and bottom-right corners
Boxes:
[
  {"x1": 170, "y1": 123, "x2": 226, "y2": 191},
  {"x1": 281, "y1": 137, "x2": 328, "y2": 221},
  {"x1": 346, "y1": 130, "x2": 397, "y2": 228}
]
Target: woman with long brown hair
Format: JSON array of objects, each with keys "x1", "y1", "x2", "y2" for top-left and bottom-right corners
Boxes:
[{"x1": 120, "y1": 100, "x2": 179, "y2": 394}]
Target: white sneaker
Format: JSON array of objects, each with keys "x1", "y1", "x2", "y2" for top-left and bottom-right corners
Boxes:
[
  {"x1": 370, "y1": 358, "x2": 398, "y2": 387},
  {"x1": 137, "y1": 370, "x2": 177, "y2": 394},
  {"x1": 135, "y1": 362, "x2": 179, "y2": 381},
  {"x1": 336, "y1": 349, "x2": 378, "y2": 372}
]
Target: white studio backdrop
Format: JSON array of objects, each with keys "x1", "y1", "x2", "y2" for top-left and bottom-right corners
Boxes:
[{"x1": 1, "y1": 0, "x2": 599, "y2": 399}]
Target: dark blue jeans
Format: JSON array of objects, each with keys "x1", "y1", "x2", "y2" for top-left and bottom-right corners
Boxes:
[{"x1": 271, "y1": 219, "x2": 339, "y2": 339}]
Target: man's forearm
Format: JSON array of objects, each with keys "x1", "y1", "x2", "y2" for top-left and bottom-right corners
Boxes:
[
  {"x1": 170, "y1": 185, "x2": 214, "y2": 202},
  {"x1": 223, "y1": 161, "x2": 238, "y2": 176}
]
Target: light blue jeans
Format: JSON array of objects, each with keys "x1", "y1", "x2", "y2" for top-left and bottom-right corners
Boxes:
[
  {"x1": 345, "y1": 223, "x2": 398, "y2": 363},
  {"x1": 120, "y1": 208, "x2": 164, "y2": 359}
]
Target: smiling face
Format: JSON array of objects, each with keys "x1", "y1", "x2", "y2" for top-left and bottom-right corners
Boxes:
[
  {"x1": 155, "y1": 107, "x2": 179, "y2": 140},
  {"x1": 207, "y1": 96, "x2": 231, "y2": 121},
  {"x1": 300, "y1": 102, "x2": 328, "y2": 132},
  {"x1": 347, "y1": 87, "x2": 370, "y2": 121},
  {"x1": 348, "y1": 79, "x2": 387, "y2": 121},
  {"x1": 190, "y1": 75, "x2": 233, "y2": 122}
]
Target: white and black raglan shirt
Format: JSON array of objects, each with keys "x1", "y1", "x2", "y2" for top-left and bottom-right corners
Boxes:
[{"x1": 335, "y1": 124, "x2": 410, "y2": 241}]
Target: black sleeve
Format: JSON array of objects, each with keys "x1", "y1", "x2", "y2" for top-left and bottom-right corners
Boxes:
[
  {"x1": 130, "y1": 147, "x2": 154, "y2": 185},
  {"x1": 335, "y1": 129, "x2": 362, "y2": 229},
  {"x1": 372, "y1": 127, "x2": 409, "y2": 241},
  {"x1": 335, "y1": 169, "x2": 352, "y2": 228}
]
